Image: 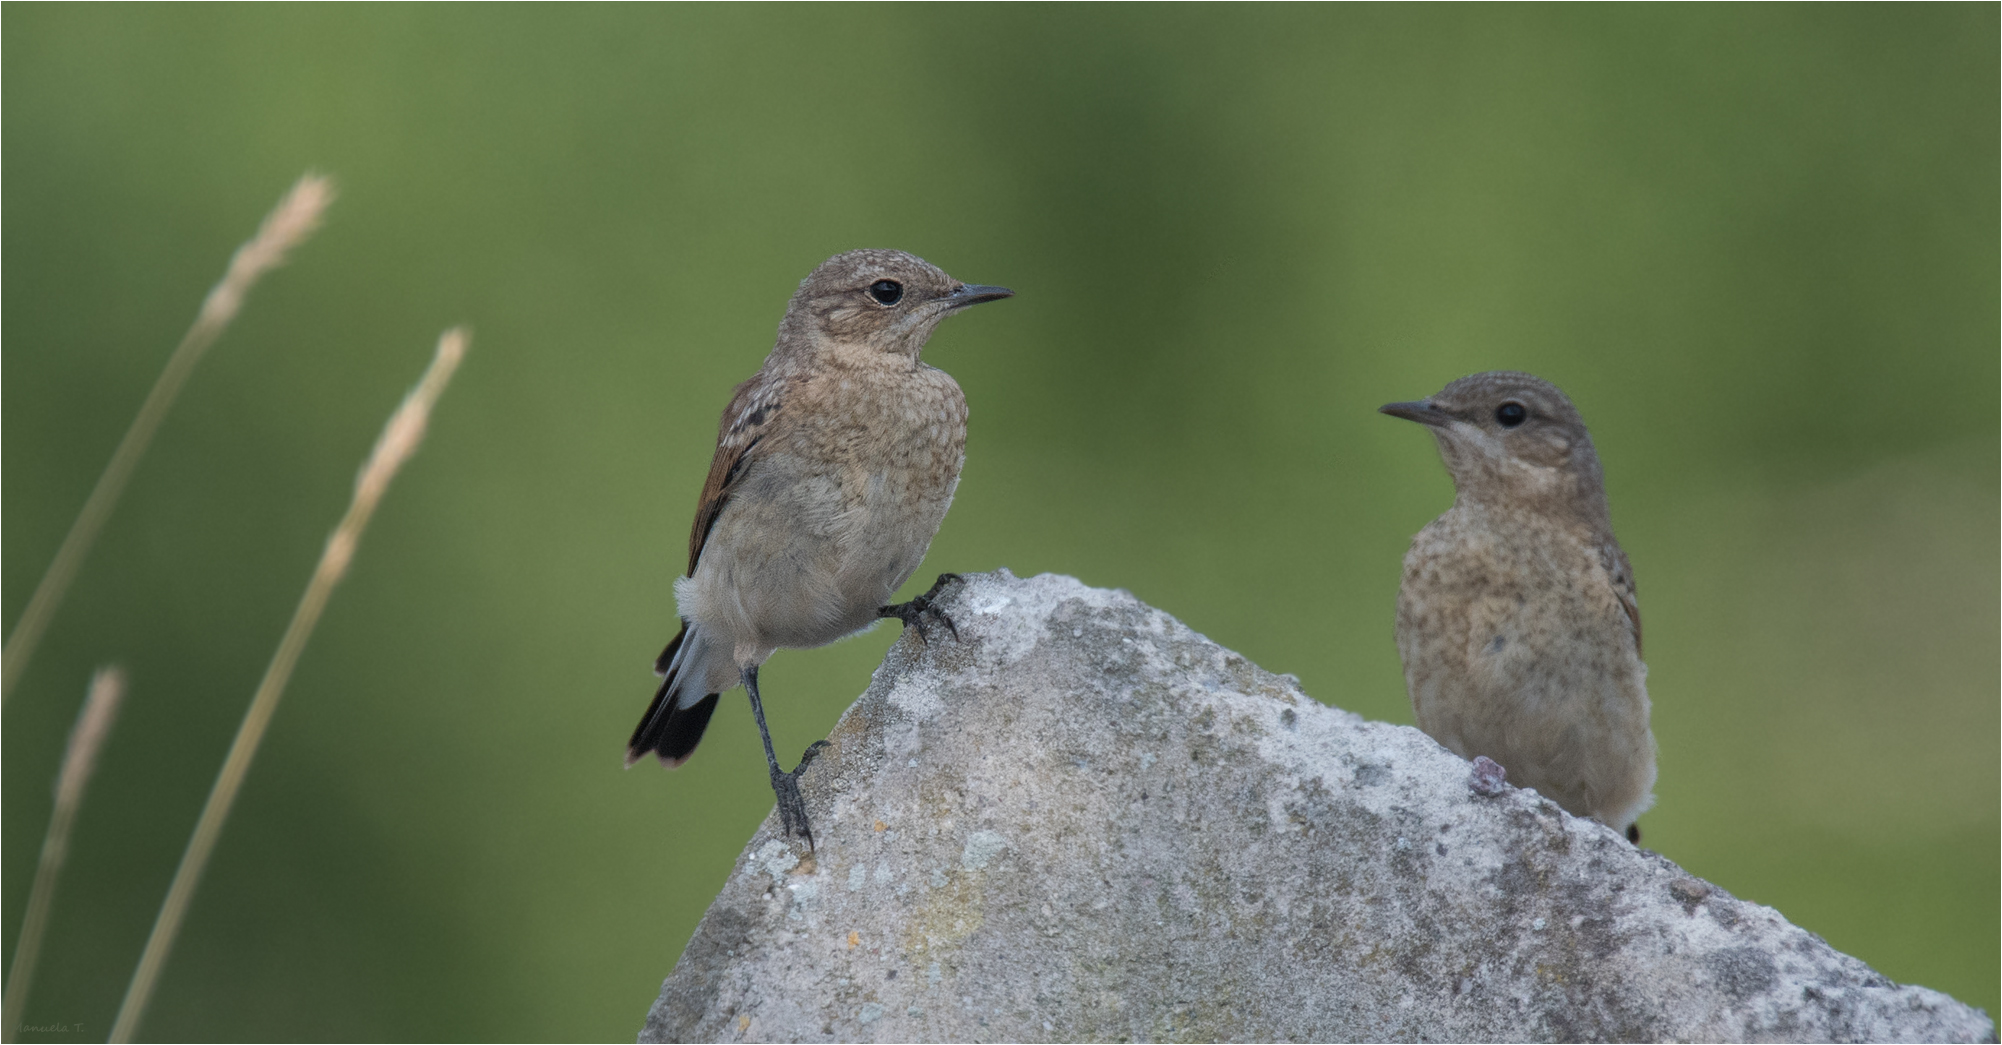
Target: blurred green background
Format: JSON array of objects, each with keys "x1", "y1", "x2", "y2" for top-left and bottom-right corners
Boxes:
[{"x1": 4, "y1": 6, "x2": 1995, "y2": 1040}]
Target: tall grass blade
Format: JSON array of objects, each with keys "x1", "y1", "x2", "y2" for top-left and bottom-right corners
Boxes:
[
  {"x1": 1, "y1": 175, "x2": 336, "y2": 705},
  {"x1": 109, "y1": 329, "x2": 468, "y2": 1043},
  {"x1": 1, "y1": 667, "x2": 127, "y2": 1043}
]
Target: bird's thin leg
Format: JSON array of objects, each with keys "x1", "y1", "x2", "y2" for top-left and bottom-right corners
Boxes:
[
  {"x1": 878, "y1": 572, "x2": 963, "y2": 644},
  {"x1": 743, "y1": 665, "x2": 814, "y2": 848}
]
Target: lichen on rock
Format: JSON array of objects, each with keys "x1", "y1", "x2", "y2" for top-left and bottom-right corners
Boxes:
[{"x1": 640, "y1": 570, "x2": 1992, "y2": 1044}]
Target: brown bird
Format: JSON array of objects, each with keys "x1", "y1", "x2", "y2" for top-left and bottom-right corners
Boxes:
[
  {"x1": 1381, "y1": 371, "x2": 1656, "y2": 842},
  {"x1": 627, "y1": 249, "x2": 1011, "y2": 848}
]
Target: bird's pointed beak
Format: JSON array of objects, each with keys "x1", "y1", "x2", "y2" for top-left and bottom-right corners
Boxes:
[
  {"x1": 944, "y1": 283, "x2": 1014, "y2": 310},
  {"x1": 1379, "y1": 400, "x2": 1453, "y2": 427}
]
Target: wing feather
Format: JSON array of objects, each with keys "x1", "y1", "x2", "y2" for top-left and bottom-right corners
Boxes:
[
  {"x1": 686, "y1": 374, "x2": 786, "y2": 575},
  {"x1": 1599, "y1": 541, "x2": 1643, "y2": 658}
]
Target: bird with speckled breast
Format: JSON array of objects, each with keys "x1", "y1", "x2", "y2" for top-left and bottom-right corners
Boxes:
[
  {"x1": 628, "y1": 249, "x2": 1012, "y2": 848},
  {"x1": 1382, "y1": 371, "x2": 1656, "y2": 842}
]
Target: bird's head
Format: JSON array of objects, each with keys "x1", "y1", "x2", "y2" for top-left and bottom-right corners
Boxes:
[
  {"x1": 779, "y1": 249, "x2": 1012, "y2": 363},
  {"x1": 1380, "y1": 371, "x2": 1606, "y2": 512}
]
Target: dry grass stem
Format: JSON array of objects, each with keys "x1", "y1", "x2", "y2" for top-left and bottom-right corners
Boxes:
[
  {"x1": 2, "y1": 667, "x2": 127, "y2": 1043},
  {"x1": 110, "y1": 328, "x2": 468, "y2": 1044},
  {"x1": 0, "y1": 174, "x2": 336, "y2": 706}
]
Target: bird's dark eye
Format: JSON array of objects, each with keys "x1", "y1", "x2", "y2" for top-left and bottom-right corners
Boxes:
[
  {"x1": 868, "y1": 280, "x2": 904, "y2": 306},
  {"x1": 1496, "y1": 402, "x2": 1528, "y2": 428}
]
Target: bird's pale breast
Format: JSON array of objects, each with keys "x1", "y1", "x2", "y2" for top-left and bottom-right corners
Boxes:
[
  {"x1": 1396, "y1": 504, "x2": 1652, "y2": 826},
  {"x1": 690, "y1": 363, "x2": 966, "y2": 651}
]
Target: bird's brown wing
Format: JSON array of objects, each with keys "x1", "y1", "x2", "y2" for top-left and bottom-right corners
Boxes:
[
  {"x1": 1599, "y1": 541, "x2": 1643, "y2": 658},
  {"x1": 687, "y1": 373, "x2": 787, "y2": 576}
]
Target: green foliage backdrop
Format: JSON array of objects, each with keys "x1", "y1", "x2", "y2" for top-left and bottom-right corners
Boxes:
[{"x1": 5, "y1": 7, "x2": 1995, "y2": 1039}]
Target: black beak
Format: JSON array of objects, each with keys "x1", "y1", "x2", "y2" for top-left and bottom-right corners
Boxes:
[
  {"x1": 1379, "y1": 400, "x2": 1454, "y2": 428},
  {"x1": 945, "y1": 283, "x2": 1014, "y2": 309}
]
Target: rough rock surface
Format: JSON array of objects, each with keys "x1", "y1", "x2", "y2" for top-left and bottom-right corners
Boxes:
[{"x1": 640, "y1": 570, "x2": 1992, "y2": 1044}]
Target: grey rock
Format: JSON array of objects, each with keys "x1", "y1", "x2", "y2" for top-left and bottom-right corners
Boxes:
[{"x1": 640, "y1": 570, "x2": 1992, "y2": 1044}]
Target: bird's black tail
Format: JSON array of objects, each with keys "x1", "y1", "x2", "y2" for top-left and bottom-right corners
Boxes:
[{"x1": 626, "y1": 623, "x2": 721, "y2": 769}]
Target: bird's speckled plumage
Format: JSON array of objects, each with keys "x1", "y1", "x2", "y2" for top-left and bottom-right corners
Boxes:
[
  {"x1": 1384, "y1": 371, "x2": 1656, "y2": 836},
  {"x1": 677, "y1": 343, "x2": 969, "y2": 665}
]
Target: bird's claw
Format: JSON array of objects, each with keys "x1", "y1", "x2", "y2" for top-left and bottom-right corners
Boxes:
[
  {"x1": 767, "y1": 743, "x2": 830, "y2": 849},
  {"x1": 770, "y1": 767, "x2": 815, "y2": 849},
  {"x1": 878, "y1": 573, "x2": 963, "y2": 645}
]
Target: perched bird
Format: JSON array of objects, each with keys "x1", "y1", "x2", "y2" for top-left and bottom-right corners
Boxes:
[
  {"x1": 627, "y1": 249, "x2": 1012, "y2": 848},
  {"x1": 1381, "y1": 372, "x2": 1656, "y2": 842}
]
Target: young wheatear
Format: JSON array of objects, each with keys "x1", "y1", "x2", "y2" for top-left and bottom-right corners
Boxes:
[
  {"x1": 1383, "y1": 371, "x2": 1656, "y2": 842},
  {"x1": 628, "y1": 249, "x2": 1012, "y2": 847}
]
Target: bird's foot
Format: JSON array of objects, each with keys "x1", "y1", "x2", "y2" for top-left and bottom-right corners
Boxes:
[
  {"x1": 768, "y1": 742, "x2": 829, "y2": 849},
  {"x1": 770, "y1": 766, "x2": 815, "y2": 850},
  {"x1": 1468, "y1": 756, "x2": 1508, "y2": 796},
  {"x1": 878, "y1": 573, "x2": 962, "y2": 645},
  {"x1": 796, "y1": 739, "x2": 831, "y2": 774}
]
